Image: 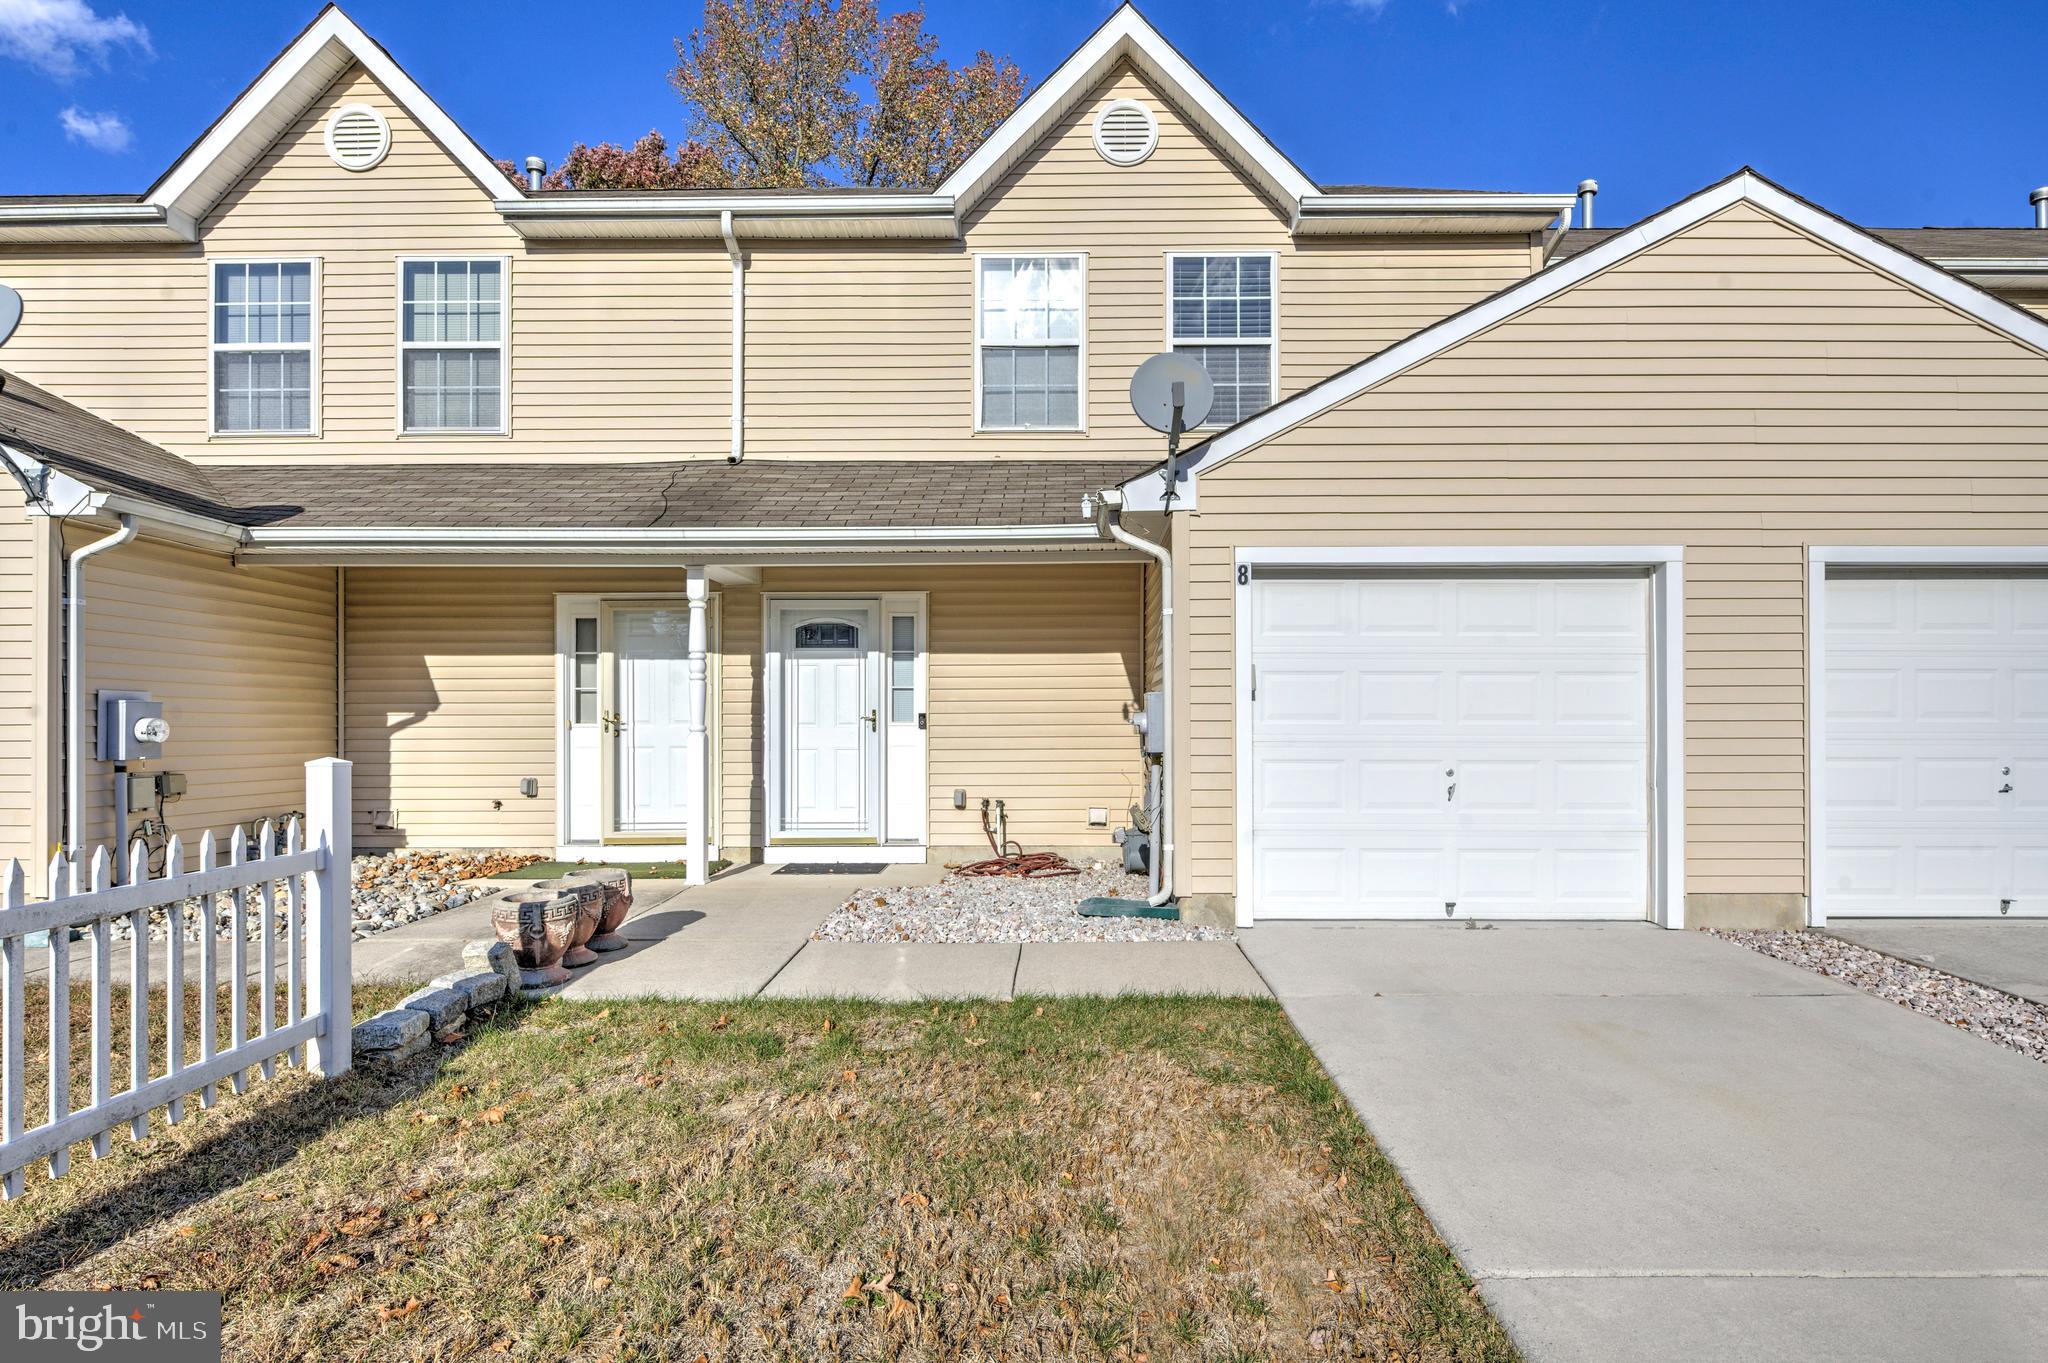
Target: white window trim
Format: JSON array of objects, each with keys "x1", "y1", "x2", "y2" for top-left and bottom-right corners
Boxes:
[
  {"x1": 394, "y1": 254, "x2": 511, "y2": 436},
  {"x1": 1230, "y1": 545, "x2": 1687, "y2": 931},
  {"x1": 207, "y1": 256, "x2": 320, "y2": 438},
  {"x1": 1806, "y1": 545, "x2": 2048, "y2": 929},
  {"x1": 972, "y1": 251, "x2": 1088, "y2": 434},
  {"x1": 1164, "y1": 249, "x2": 1278, "y2": 429}
]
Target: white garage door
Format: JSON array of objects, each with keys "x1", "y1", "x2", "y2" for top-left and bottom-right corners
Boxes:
[
  {"x1": 1824, "y1": 575, "x2": 2048, "y2": 917},
  {"x1": 1248, "y1": 573, "x2": 1652, "y2": 919}
]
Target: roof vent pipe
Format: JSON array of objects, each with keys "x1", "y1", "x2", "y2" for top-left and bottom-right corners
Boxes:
[
  {"x1": 1577, "y1": 178, "x2": 1599, "y2": 230},
  {"x1": 524, "y1": 156, "x2": 546, "y2": 192},
  {"x1": 2032, "y1": 186, "x2": 2048, "y2": 229}
]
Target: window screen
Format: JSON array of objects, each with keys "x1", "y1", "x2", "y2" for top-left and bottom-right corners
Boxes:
[{"x1": 1169, "y1": 255, "x2": 1274, "y2": 427}]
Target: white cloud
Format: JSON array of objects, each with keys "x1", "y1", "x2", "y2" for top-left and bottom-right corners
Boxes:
[
  {"x1": 0, "y1": 0, "x2": 150, "y2": 80},
  {"x1": 59, "y1": 104, "x2": 132, "y2": 153}
]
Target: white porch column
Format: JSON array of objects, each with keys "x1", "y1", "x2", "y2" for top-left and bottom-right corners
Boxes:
[{"x1": 684, "y1": 566, "x2": 710, "y2": 886}]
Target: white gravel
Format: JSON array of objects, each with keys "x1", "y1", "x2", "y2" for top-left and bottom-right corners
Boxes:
[
  {"x1": 1711, "y1": 928, "x2": 2048, "y2": 1065},
  {"x1": 814, "y1": 866, "x2": 1233, "y2": 943},
  {"x1": 103, "y1": 849, "x2": 540, "y2": 944}
]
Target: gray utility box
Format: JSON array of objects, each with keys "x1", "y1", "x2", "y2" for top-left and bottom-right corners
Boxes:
[
  {"x1": 97, "y1": 693, "x2": 168, "y2": 762},
  {"x1": 1132, "y1": 689, "x2": 1166, "y2": 755}
]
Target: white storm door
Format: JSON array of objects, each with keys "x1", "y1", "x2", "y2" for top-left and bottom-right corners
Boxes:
[
  {"x1": 1824, "y1": 575, "x2": 2048, "y2": 917},
  {"x1": 604, "y1": 604, "x2": 692, "y2": 837},
  {"x1": 785, "y1": 607, "x2": 879, "y2": 836},
  {"x1": 1249, "y1": 573, "x2": 1650, "y2": 920}
]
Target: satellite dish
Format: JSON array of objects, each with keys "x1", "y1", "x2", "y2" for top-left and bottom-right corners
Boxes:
[
  {"x1": 1129, "y1": 352, "x2": 1213, "y2": 434},
  {"x1": 0, "y1": 285, "x2": 19, "y2": 348}
]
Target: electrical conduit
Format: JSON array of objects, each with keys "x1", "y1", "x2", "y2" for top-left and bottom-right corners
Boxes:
[
  {"x1": 67, "y1": 514, "x2": 137, "y2": 861},
  {"x1": 1100, "y1": 496, "x2": 1173, "y2": 908}
]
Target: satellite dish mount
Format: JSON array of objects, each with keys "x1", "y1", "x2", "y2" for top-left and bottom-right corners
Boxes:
[{"x1": 1128, "y1": 353, "x2": 1214, "y2": 510}]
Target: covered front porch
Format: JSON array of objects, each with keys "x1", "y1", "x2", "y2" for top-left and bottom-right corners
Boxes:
[{"x1": 326, "y1": 554, "x2": 1154, "y2": 886}]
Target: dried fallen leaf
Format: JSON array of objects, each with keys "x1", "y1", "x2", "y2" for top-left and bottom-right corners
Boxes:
[
  {"x1": 885, "y1": 1291, "x2": 914, "y2": 1322},
  {"x1": 377, "y1": 1297, "x2": 423, "y2": 1322},
  {"x1": 840, "y1": 1069, "x2": 858, "y2": 1084},
  {"x1": 534, "y1": 1233, "x2": 567, "y2": 1250},
  {"x1": 339, "y1": 1209, "x2": 384, "y2": 1236},
  {"x1": 258, "y1": 1192, "x2": 282, "y2": 1202},
  {"x1": 173, "y1": 1225, "x2": 198, "y2": 1238},
  {"x1": 478, "y1": 1106, "x2": 506, "y2": 1125},
  {"x1": 417, "y1": 1212, "x2": 440, "y2": 1228},
  {"x1": 596, "y1": 1008, "x2": 612, "y2": 1021},
  {"x1": 635, "y1": 1073, "x2": 663, "y2": 1089},
  {"x1": 711, "y1": 1014, "x2": 730, "y2": 1031},
  {"x1": 898, "y1": 1191, "x2": 929, "y2": 1208},
  {"x1": 317, "y1": 1253, "x2": 360, "y2": 1277},
  {"x1": 302, "y1": 1230, "x2": 333, "y2": 1256},
  {"x1": 842, "y1": 1276, "x2": 864, "y2": 1300},
  {"x1": 401, "y1": 1187, "x2": 427, "y2": 1202},
  {"x1": 965, "y1": 1013, "x2": 977, "y2": 1029}
]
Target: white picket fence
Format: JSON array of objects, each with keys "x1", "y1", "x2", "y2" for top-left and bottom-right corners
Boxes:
[{"x1": 0, "y1": 758, "x2": 352, "y2": 1198}]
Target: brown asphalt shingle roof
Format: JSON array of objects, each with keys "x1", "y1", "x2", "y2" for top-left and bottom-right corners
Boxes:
[
  {"x1": 0, "y1": 367, "x2": 235, "y2": 520},
  {"x1": 203, "y1": 460, "x2": 1146, "y2": 529},
  {"x1": 1, "y1": 369, "x2": 1137, "y2": 532}
]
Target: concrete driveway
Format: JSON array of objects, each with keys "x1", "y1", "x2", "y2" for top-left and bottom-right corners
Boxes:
[
  {"x1": 1241, "y1": 922, "x2": 2048, "y2": 1363},
  {"x1": 1827, "y1": 918, "x2": 2048, "y2": 1007}
]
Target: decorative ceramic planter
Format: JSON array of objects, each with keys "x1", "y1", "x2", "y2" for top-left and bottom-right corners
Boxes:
[
  {"x1": 562, "y1": 868, "x2": 633, "y2": 951},
  {"x1": 490, "y1": 889, "x2": 577, "y2": 988},
  {"x1": 538, "y1": 880, "x2": 605, "y2": 967}
]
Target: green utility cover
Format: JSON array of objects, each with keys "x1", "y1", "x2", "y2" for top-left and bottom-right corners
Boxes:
[{"x1": 1077, "y1": 896, "x2": 1179, "y2": 920}]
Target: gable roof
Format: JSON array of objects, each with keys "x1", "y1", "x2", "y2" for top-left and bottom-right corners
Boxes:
[
  {"x1": 1122, "y1": 168, "x2": 2048, "y2": 509},
  {"x1": 0, "y1": 5, "x2": 516, "y2": 244}
]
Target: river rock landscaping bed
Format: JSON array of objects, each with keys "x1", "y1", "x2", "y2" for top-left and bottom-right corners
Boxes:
[
  {"x1": 1711, "y1": 928, "x2": 2048, "y2": 1064},
  {"x1": 813, "y1": 865, "x2": 1234, "y2": 943},
  {"x1": 107, "y1": 849, "x2": 542, "y2": 944}
]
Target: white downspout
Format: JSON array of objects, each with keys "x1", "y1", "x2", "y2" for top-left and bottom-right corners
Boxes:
[
  {"x1": 1100, "y1": 496, "x2": 1173, "y2": 908},
  {"x1": 720, "y1": 209, "x2": 744, "y2": 464},
  {"x1": 66, "y1": 514, "x2": 137, "y2": 859}
]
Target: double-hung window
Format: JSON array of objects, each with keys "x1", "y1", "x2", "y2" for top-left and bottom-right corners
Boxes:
[
  {"x1": 1169, "y1": 254, "x2": 1274, "y2": 426},
  {"x1": 399, "y1": 258, "x2": 506, "y2": 432},
  {"x1": 211, "y1": 260, "x2": 315, "y2": 434},
  {"x1": 977, "y1": 254, "x2": 1084, "y2": 430}
]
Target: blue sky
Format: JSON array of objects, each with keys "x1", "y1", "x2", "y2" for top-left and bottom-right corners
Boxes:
[{"x1": 2, "y1": 0, "x2": 2044, "y2": 227}]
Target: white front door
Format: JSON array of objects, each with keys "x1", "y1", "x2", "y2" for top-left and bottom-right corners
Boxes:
[
  {"x1": 783, "y1": 605, "x2": 880, "y2": 837},
  {"x1": 1824, "y1": 574, "x2": 2048, "y2": 916},
  {"x1": 605, "y1": 604, "x2": 692, "y2": 836},
  {"x1": 1248, "y1": 573, "x2": 1651, "y2": 919}
]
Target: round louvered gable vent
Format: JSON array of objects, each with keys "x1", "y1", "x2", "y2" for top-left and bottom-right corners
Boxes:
[
  {"x1": 1092, "y1": 100, "x2": 1157, "y2": 166},
  {"x1": 324, "y1": 104, "x2": 391, "y2": 171}
]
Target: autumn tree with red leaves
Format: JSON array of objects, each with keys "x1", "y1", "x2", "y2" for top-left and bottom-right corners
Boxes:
[{"x1": 507, "y1": 1, "x2": 1025, "y2": 191}]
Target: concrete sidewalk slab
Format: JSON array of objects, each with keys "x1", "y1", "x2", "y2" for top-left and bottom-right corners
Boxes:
[
  {"x1": 1014, "y1": 941, "x2": 1267, "y2": 996},
  {"x1": 558, "y1": 936, "x2": 802, "y2": 1000},
  {"x1": 761, "y1": 942, "x2": 1020, "y2": 1000},
  {"x1": 1245, "y1": 921, "x2": 2048, "y2": 1363},
  {"x1": 1827, "y1": 918, "x2": 2048, "y2": 1006}
]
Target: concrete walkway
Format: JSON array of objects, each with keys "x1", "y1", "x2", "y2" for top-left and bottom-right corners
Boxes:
[
  {"x1": 1240, "y1": 921, "x2": 2048, "y2": 1363},
  {"x1": 353, "y1": 864, "x2": 1267, "y2": 1000},
  {"x1": 1827, "y1": 918, "x2": 2048, "y2": 1006}
]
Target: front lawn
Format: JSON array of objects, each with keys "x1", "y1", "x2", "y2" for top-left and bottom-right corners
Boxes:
[{"x1": 0, "y1": 988, "x2": 1514, "y2": 1362}]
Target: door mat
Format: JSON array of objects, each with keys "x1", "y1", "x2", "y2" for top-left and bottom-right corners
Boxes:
[{"x1": 774, "y1": 863, "x2": 888, "y2": 875}]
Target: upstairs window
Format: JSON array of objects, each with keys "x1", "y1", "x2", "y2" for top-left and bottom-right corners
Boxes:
[
  {"x1": 400, "y1": 258, "x2": 506, "y2": 432},
  {"x1": 1169, "y1": 254, "x2": 1274, "y2": 427},
  {"x1": 212, "y1": 260, "x2": 315, "y2": 434},
  {"x1": 977, "y1": 254, "x2": 1084, "y2": 431}
]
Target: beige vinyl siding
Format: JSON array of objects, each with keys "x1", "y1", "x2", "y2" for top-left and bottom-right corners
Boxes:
[
  {"x1": 0, "y1": 489, "x2": 50, "y2": 873},
  {"x1": 1182, "y1": 201, "x2": 2048, "y2": 908},
  {"x1": 344, "y1": 561, "x2": 1141, "y2": 855},
  {"x1": 69, "y1": 530, "x2": 336, "y2": 850},
  {"x1": 0, "y1": 64, "x2": 1529, "y2": 470},
  {"x1": 721, "y1": 564, "x2": 1145, "y2": 852},
  {"x1": 342, "y1": 567, "x2": 683, "y2": 849}
]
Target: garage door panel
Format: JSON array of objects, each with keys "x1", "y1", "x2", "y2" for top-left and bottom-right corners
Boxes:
[
  {"x1": 1826, "y1": 574, "x2": 2048, "y2": 917},
  {"x1": 1251, "y1": 573, "x2": 1651, "y2": 921}
]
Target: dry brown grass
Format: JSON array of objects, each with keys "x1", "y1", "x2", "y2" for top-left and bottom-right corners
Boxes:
[{"x1": 0, "y1": 988, "x2": 1515, "y2": 1363}]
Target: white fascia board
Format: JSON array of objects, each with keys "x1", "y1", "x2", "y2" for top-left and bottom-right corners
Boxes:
[
  {"x1": 147, "y1": 7, "x2": 520, "y2": 221},
  {"x1": 0, "y1": 202, "x2": 195, "y2": 242},
  {"x1": 1934, "y1": 258, "x2": 2048, "y2": 273},
  {"x1": 11, "y1": 460, "x2": 247, "y2": 552},
  {"x1": 937, "y1": 4, "x2": 1315, "y2": 217},
  {"x1": 1131, "y1": 170, "x2": 2048, "y2": 500},
  {"x1": 1299, "y1": 192, "x2": 1577, "y2": 214},
  {"x1": 245, "y1": 523, "x2": 1105, "y2": 554}
]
